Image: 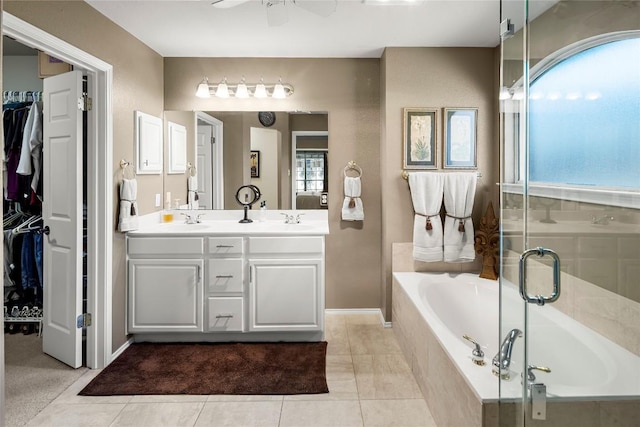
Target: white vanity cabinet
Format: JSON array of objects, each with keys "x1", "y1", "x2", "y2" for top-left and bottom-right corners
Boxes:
[
  {"x1": 206, "y1": 237, "x2": 245, "y2": 332},
  {"x1": 248, "y1": 237, "x2": 324, "y2": 332},
  {"x1": 127, "y1": 237, "x2": 204, "y2": 333},
  {"x1": 126, "y1": 221, "x2": 327, "y2": 341}
]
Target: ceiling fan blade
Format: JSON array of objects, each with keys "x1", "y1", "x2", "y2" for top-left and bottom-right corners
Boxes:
[
  {"x1": 211, "y1": 0, "x2": 252, "y2": 9},
  {"x1": 293, "y1": 0, "x2": 337, "y2": 17},
  {"x1": 266, "y1": 0, "x2": 289, "y2": 26}
]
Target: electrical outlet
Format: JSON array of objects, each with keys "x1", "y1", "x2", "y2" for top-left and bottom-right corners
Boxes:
[{"x1": 155, "y1": 193, "x2": 161, "y2": 207}]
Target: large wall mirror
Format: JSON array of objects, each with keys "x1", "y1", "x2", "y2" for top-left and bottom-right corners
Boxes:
[{"x1": 163, "y1": 111, "x2": 328, "y2": 210}]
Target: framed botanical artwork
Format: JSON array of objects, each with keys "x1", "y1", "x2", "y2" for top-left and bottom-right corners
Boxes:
[
  {"x1": 444, "y1": 108, "x2": 478, "y2": 169},
  {"x1": 403, "y1": 108, "x2": 438, "y2": 169},
  {"x1": 250, "y1": 150, "x2": 260, "y2": 178}
]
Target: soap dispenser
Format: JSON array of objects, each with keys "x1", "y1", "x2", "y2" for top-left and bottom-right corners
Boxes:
[{"x1": 259, "y1": 201, "x2": 267, "y2": 222}]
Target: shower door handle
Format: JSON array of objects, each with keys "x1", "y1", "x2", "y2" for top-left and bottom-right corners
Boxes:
[{"x1": 519, "y1": 247, "x2": 561, "y2": 306}]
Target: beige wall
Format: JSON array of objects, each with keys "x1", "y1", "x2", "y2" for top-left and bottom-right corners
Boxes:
[
  {"x1": 4, "y1": 1, "x2": 165, "y2": 351},
  {"x1": 380, "y1": 47, "x2": 498, "y2": 319},
  {"x1": 165, "y1": 57, "x2": 383, "y2": 311},
  {"x1": 3, "y1": 2, "x2": 501, "y2": 354}
]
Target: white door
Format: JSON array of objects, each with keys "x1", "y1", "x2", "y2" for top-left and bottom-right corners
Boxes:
[
  {"x1": 197, "y1": 124, "x2": 213, "y2": 209},
  {"x1": 42, "y1": 70, "x2": 84, "y2": 368}
]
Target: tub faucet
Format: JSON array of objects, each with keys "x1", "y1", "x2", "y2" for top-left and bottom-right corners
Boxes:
[
  {"x1": 492, "y1": 328, "x2": 522, "y2": 379},
  {"x1": 592, "y1": 214, "x2": 614, "y2": 225}
]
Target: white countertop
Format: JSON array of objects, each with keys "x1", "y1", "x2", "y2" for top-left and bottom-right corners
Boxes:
[{"x1": 127, "y1": 209, "x2": 330, "y2": 236}]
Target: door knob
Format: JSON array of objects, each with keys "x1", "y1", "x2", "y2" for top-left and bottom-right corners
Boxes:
[{"x1": 42, "y1": 225, "x2": 50, "y2": 235}]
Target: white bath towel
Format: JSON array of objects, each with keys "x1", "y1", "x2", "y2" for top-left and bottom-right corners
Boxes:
[
  {"x1": 408, "y1": 172, "x2": 445, "y2": 262},
  {"x1": 342, "y1": 176, "x2": 364, "y2": 221},
  {"x1": 118, "y1": 178, "x2": 139, "y2": 232},
  {"x1": 443, "y1": 172, "x2": 477, "y2": 262},
  {"x1": 187, "y1": 175, "x2": 199, "y2": 210}
]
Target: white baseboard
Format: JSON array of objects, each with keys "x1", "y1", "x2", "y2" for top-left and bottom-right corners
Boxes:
[
  {"x1": 109, "y1": 337, "x2": 134, "y2": 364},
  {"x1": 324, "y1": 308, "x2": 392, "y2": 328}
]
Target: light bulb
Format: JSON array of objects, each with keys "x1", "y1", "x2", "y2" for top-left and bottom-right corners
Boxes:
[
  {"x1": 195, "y1": 78, "x2": 210, "y2": 98},
  {"x1": 254, "y1": 78, "x2": 268, "y2": 98},
  {"x1": 215, "y1": 78, "x2": 230, "y2": 98},
  {"x1": 235, "y1": 77, "x2": 250, "y2": 98},
  {"x1": 272, "y1": 78, "x2": 286, "y2": 99}
]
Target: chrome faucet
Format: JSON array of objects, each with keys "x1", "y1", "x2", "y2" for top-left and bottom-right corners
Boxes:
[
  {"x1": 281, "y1": 212, "x2": 304, "y2": 224},
  {"x1": 182, "y1": 212, "x2": 202, "y2": 224},
  {"x1": 492, "y1": 328, "x2": 522, "y2": 379}
]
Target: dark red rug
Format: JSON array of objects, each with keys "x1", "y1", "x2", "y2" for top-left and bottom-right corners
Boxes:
[{"x1": 79, "y1": 342, "x2": 328, "y2": 396}]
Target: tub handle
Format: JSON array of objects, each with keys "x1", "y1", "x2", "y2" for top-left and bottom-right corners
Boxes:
[
  {"x1": 518, "y1": 247, "x2": 561, "y2": 306},
  {"x1": 462, "y1": 334, "x2": 485, "y2": 366}
]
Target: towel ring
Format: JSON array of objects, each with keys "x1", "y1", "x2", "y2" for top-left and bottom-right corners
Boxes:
[
  {"x1": 344, "y1": 160, "x2": 363, "y2": 178},
  {"x1": 120, "y1": 159, "x2": 136, "y2": 179},
  {"x1": 187, "y1": 162, "x2": 197, "y2": 177}
]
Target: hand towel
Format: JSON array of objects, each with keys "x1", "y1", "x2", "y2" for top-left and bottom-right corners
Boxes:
[
  {"x1": 342, "y1": 176, "x2": 364, "y2": 221},
  {"x1": 443, "y1": 172, "x2": 477, "y2": 262},
  {"x1": 187, "y1": 175, "x2": 199, "y2": 210},
  {"x1": 118, "y1": 178, "x2": 139, "y2": 232},
  {"x1": 408, "y1": 172, "x2": 445, "y2": 262}
]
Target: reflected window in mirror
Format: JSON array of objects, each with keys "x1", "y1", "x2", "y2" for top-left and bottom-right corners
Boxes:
[
  {"x1": 296, "y1": 151, "x2": 327, "y2": 193},
  {"x1": 295, "y1": 151, "x2": 328, "y2": 210}
]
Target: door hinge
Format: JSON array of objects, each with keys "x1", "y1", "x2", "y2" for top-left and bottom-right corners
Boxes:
[
  {"x1": 500, "y1": 19, "x2": 515, "y2": 39},
  {"x1": 77, "y1": 93, "x2": 92, "y2": 111},
  {"x1": 211, "y1": 136, "x2": 216, "y2": 145},
  {"x1": 77, "y1": 313, "x2": 92, "y2": 328}
]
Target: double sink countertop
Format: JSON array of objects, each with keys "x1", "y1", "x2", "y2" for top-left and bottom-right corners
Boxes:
[{"x1": 127, "y1": 209, "x2": 330, "y2": 236}]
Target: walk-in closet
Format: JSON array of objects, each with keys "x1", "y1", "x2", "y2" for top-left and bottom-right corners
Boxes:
[{"x1": 3, "y1": 35, "x2": 89, "y2": 427}]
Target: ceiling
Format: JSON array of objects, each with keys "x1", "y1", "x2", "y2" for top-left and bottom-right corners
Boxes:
[{"x1": 84, "y1": 0, "x2": 557, "y2": 58}]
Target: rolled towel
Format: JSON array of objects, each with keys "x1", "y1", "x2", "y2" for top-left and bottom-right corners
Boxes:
[
  {"x1": 408, "y1": 172, "x2": 445, "y2": 262},
  {"x1": 342, "y1": 176, "x2": 364, "y2": 221},
  {"x1": 118, "y1": 178, "x2": 139, "y2": 232},
  {"x1": 443, "y1": 172, "x2": 477, "y2": 262},
  {"x1": 187, "y1": 175, "x2": 199, "y2": 210}
]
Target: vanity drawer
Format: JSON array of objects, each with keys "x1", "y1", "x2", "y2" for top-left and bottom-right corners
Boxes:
[
  {"x1": 207, "y1": 259, "x2": 244, "y2": 293},
  {"x1": 248, "y1": 236, "x2": 324, "y2": 254},
  {"x1": 128, "y1": 237, "x2": 204, "y2": 256},
  {"x1": 207, "y1": 297, "x2": 244, "y2": 332},
  {"x1": 208, "y1": 237, "x2": 244, "y2": 255}
]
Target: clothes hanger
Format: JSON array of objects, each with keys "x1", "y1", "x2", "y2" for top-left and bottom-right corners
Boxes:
[{"x1": 12, "y1": 214, "x2": 42, "y2": 235}]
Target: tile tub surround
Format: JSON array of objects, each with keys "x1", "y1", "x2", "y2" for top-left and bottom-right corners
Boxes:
[{"x1": 392, "y1": 274, "x2": 640, "y2": 427}]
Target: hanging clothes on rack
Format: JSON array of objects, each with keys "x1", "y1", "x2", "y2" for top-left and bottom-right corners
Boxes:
[
  {"x1": 16, "y1": 101, "x2": 44, "y2": 199},
  {"x1": 3, "y1": 91, "x2": 43, "y2": 210}
]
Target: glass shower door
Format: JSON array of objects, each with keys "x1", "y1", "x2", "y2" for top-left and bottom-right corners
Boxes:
[{"x1": 499, "y1": 1, "x2": 640, "y2": 426}]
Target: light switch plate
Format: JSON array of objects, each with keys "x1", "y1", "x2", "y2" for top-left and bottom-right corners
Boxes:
[{"x1": 155, "y1": 193, "x2": 161, "y2": 207}]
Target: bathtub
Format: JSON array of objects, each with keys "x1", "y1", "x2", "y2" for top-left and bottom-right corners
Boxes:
[{"x1": 392, "y1": 272, "x2": 640, "y2": 426}]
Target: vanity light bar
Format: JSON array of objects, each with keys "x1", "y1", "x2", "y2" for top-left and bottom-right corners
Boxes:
[{"x1": 195, "y1": 77, "x2": 294, "y2": 99}]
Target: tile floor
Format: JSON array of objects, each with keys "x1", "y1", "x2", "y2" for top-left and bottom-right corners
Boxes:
[{"x1": 24, "y1": 312, "x2": 438, "y2": 427}]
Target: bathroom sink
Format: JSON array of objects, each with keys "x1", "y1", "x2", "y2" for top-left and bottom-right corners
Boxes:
[{"x1": 160, "y1": 223, "x2": 210, "y2": 232}]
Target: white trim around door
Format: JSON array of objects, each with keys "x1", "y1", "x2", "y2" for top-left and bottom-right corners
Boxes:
[{"x1": 3, "y1": 12, "x2": 114, "y2": 370}]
